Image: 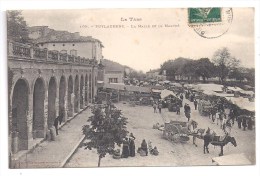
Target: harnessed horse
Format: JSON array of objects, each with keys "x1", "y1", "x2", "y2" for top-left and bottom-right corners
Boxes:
[{"x1": 203, "y1": 133, "x2": 237, "y2": 156}]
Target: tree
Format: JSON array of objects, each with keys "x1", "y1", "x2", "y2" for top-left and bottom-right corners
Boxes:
[
  {"x1": 7, "y1": 10, "x2": 30, "y2": 43},
  {"x1": 82, "y1": 104, "x2": 128, "y2": 167},
  {"x1": 160, "y1": 57, "x2": 192, "y2": 81},
  {"x1": 194, "y1": 58, "x2": 216, "y2": 83},
  {"x1": 182, "y1": 60, "x2": 196, "y2": 81},
  {"x1": 212, "y1": 47, "x2": 240, "y2": 84}
]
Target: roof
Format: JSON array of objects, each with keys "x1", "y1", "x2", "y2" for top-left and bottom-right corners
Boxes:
[
  {"x1": 212, "y1": 153, "x2": 252, "y2": 165},
  {"x1": 29, "y1": 26, "x2": 103, "y2": 46},
  {"x1": 160, "y1": 89, "x2": 177, "y2": 99}
]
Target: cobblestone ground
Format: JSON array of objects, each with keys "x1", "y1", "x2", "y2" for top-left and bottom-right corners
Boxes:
[{"x1": 65, "y1": 98, "x2": 255, "y2": 167}]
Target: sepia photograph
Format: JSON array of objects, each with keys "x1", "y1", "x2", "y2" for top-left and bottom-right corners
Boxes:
[{"x1": 1, "y1": 2, "x2": 259, "y2": 175}]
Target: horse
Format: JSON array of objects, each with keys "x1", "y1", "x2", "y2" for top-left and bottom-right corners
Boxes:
[{"x1": 203, "y1": 134, "x2": 237, "y2": 156}]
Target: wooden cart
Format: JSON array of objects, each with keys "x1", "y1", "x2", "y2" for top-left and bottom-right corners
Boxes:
[{"x1": 162, "y1": 120, "x2": 190, "y2": 143}]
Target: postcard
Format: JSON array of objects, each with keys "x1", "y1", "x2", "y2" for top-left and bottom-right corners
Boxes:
[{"x1": 1, "y1": 1, "x2": 260, "y2": 176}]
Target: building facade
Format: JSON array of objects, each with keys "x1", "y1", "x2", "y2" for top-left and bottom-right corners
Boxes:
[
  {"x1": 104, "y1": 70, "x2": 124, "y2": 84},
  {"x1": 8, "y1": 37, "x2": 100, "y2": 155},
  {"x1": 29, "y1": 26, "x2": 103, "y2": 63}
]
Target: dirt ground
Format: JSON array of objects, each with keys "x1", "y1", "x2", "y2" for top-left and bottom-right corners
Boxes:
[{"x1": 65, "y1": 98, "x2": 255, "y2": 167}]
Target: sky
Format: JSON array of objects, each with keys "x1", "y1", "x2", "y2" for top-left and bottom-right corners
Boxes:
[{"x1": 22, "y1": 8, "x2": 255, "y2": 72}]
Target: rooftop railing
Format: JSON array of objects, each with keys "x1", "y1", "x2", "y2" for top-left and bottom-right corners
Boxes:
[{"x1": 8, "y1": 41, "x2": 98, "y2": 66}]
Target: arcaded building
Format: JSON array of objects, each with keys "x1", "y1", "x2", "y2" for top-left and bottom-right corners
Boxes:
[{"x1": 8, "y1": 27, "x2": 104, "y2": 154}]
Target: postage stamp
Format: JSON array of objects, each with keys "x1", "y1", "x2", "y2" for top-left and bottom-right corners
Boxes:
[
  {"x1": 188, "y1": 8, "x2": 233, "y2": 39},
  {"x1": 188, "y1": 8, "x2": 222, "y2": 23}
]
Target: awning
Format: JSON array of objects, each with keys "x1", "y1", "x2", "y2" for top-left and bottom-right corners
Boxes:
[
  {"x1": 227, "y1": 86, "x2": 243, "y2": 92},
  {"x1": 170, "y1": 82, "x2": 182, "y2": 87},
  {"x1": 227, "y1": 97, "x2": 255, "y2": 112},
  {"x1": 152, "y1": 89, "x2": 162, "y2": 93},
  {"x1": 212, "y1": 153, "x2": 252, "y2": 165},
  {"x1": 160, "y1": 89, "x2": 177, "y2": 99},
  {"x1": 239, "y1": 90, "x2": 254, "y2": 96}
]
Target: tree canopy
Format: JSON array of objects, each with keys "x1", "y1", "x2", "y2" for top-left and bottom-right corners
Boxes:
[
  {"x1": 7, "y1": 10, "x2": 30, "y2": 43},
  {"x1": 82, "y1": 104, "x2": 128, "y2": 167},
  {"x1": 212, "y1": 47, "x2": 240, "y2": 83}
]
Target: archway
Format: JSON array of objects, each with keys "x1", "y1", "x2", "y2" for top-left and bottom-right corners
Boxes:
[
  {"x1": 11, "y1": 79, "x2": 29, "y2": 151},
  {"x1": 47, "y1": 77, "x2": 56, "y2": 128},
  {"x1": 59, "y1": 76, "x2": 66, "y2": 121},
  {"x1": 33, "y1": 78, "x2": 45, "y2": 138},
  {"x1": 74, "y1": 75, "x2": 79, "y2": 113},
  {"x1": 67, "y1": 76, "x2": 73, "y2": 117},
  {"x1": 80, "y1": 75, "x2": 84, "y2": 109}
]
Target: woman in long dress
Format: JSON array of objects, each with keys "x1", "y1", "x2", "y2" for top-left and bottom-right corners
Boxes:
[
  {"x1": 121, "y1": 138, "x2": 130, "y2": 158},
  {"x1": 129, "y1": 133, "x2": 136, "y2": 157}
]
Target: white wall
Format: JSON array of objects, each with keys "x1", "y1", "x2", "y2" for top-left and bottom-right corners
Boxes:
[{"x1": 39, "y1": 41, "x2": 102, "y2": 61}]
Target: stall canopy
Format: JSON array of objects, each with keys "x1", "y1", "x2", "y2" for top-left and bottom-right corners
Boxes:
[
  {"x1": 227, "y1": 97, "x2": 255, "y2": 112},
  {"x1": 227, "y1": 86, "x2": 243, "y2": 92},
  {"x1": 104, "y1": 83, "x2": 151, "y2": 93},
  {"x1": 160, "y1": 89, "x2": 177, "y2": 99},
  {"x1": 212, "y1": 153, "x2": 252, "y2": 166},
  {"x1": 152, "y1": 89, "x2": 162, "y2": 93},
  {"x1": 239, "y1": 90, "x2": 254, "y2": 96},
  {"x1": 197, "y1": 83, "x2": 224, "y2": 92},
  {"x1": 170, "y1": 82, "x2": 182, "y2": 87}
]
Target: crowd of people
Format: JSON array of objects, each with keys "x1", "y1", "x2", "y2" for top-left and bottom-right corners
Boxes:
[
  {"x1": 114, "y1": 133, "x2": 159, "y2": 159},
  {"x1": 180, "y1": 89, "x2": 254, "y2": 135}
]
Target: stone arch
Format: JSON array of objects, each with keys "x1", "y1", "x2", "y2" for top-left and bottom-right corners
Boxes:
[
  {"x1": 11, "y1": 78, "x2": 29, "y2": 152},
  {"x1": 67, "y1": 75, "x2": 74, "y2": 117},
  {"x1": 80, "y1": 75, "x2": 84, "y2": 109},
  {"x1": 47, "y1": 77, "x2": 57, "y2": 128},
  {"x1": 59, "y1": 75, "x2": 66, "y2": 122},
  {"x1": 74, "y1": 75, "x2": 79, "y2": 113},
  {"x1": 33, "y1": 77, "x2": 45, "y2": 139}
]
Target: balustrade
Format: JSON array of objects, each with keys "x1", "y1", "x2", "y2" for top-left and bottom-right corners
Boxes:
[
  {"x1": 59, "y1": 53, "x2": 68, "y2": 62},
  {"x1": 48, "y1": 50, "x2": 59, "y2": 61},
  {"x1": 8, "y1": 41, "x2": 98, "y2": 66},
  {"x1": 12, "y1": 42, "x2": 31, "y2": 58},
  {"x1": 33, "y1": 47, "x2": 47, "y2": 60}
]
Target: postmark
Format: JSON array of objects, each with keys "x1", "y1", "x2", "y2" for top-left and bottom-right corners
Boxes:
[{"x1": 188, "y1": 8, "x2": 233, "y2": 39}]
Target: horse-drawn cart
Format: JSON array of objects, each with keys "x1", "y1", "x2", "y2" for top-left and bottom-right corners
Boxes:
[{"x1": 161, "y1": 120, "x2": 190, "y2": 143}]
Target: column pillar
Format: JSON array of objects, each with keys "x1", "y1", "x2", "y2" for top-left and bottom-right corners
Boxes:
[
  {"x1": 42, "y1": 89, "x2": 48, "y2": 138},
  {"x1": 63, "y1": 83, "x2": 68, "y2": 122},
  {"x1": 81, "y1": 86, "x2": 85, "y2": 109}
]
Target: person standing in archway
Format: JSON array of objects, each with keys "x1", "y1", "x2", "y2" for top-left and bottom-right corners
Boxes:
[{"x1": 54, "y1": 116, "x2": 59, "y2": 135}]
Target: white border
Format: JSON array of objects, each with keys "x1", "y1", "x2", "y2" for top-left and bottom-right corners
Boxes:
[{"x1": 0, "y1": 1, "x2": 259, "y2": 176}]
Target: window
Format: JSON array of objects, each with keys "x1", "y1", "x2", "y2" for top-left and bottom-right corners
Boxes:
[
  {"x1": 63, "y1": 44, "x2": 65, "y2": 46},
  {"x1": 53, "y1": 44, "x2": 55, "y2": 46},
  {"x1": 70, "y1": 49, "x2": 77, "y2": 56},
  {"x1": 108, "y1": 78, "x2": 118, "y2": 83},
  {"x1": 72, "y1": 44, "x2": 75, "y2": 46}
]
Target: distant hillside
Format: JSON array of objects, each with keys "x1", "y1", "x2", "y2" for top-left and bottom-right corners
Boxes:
[{"x1": 102, "y1": 59, "x2": 134, "y2": 72}]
